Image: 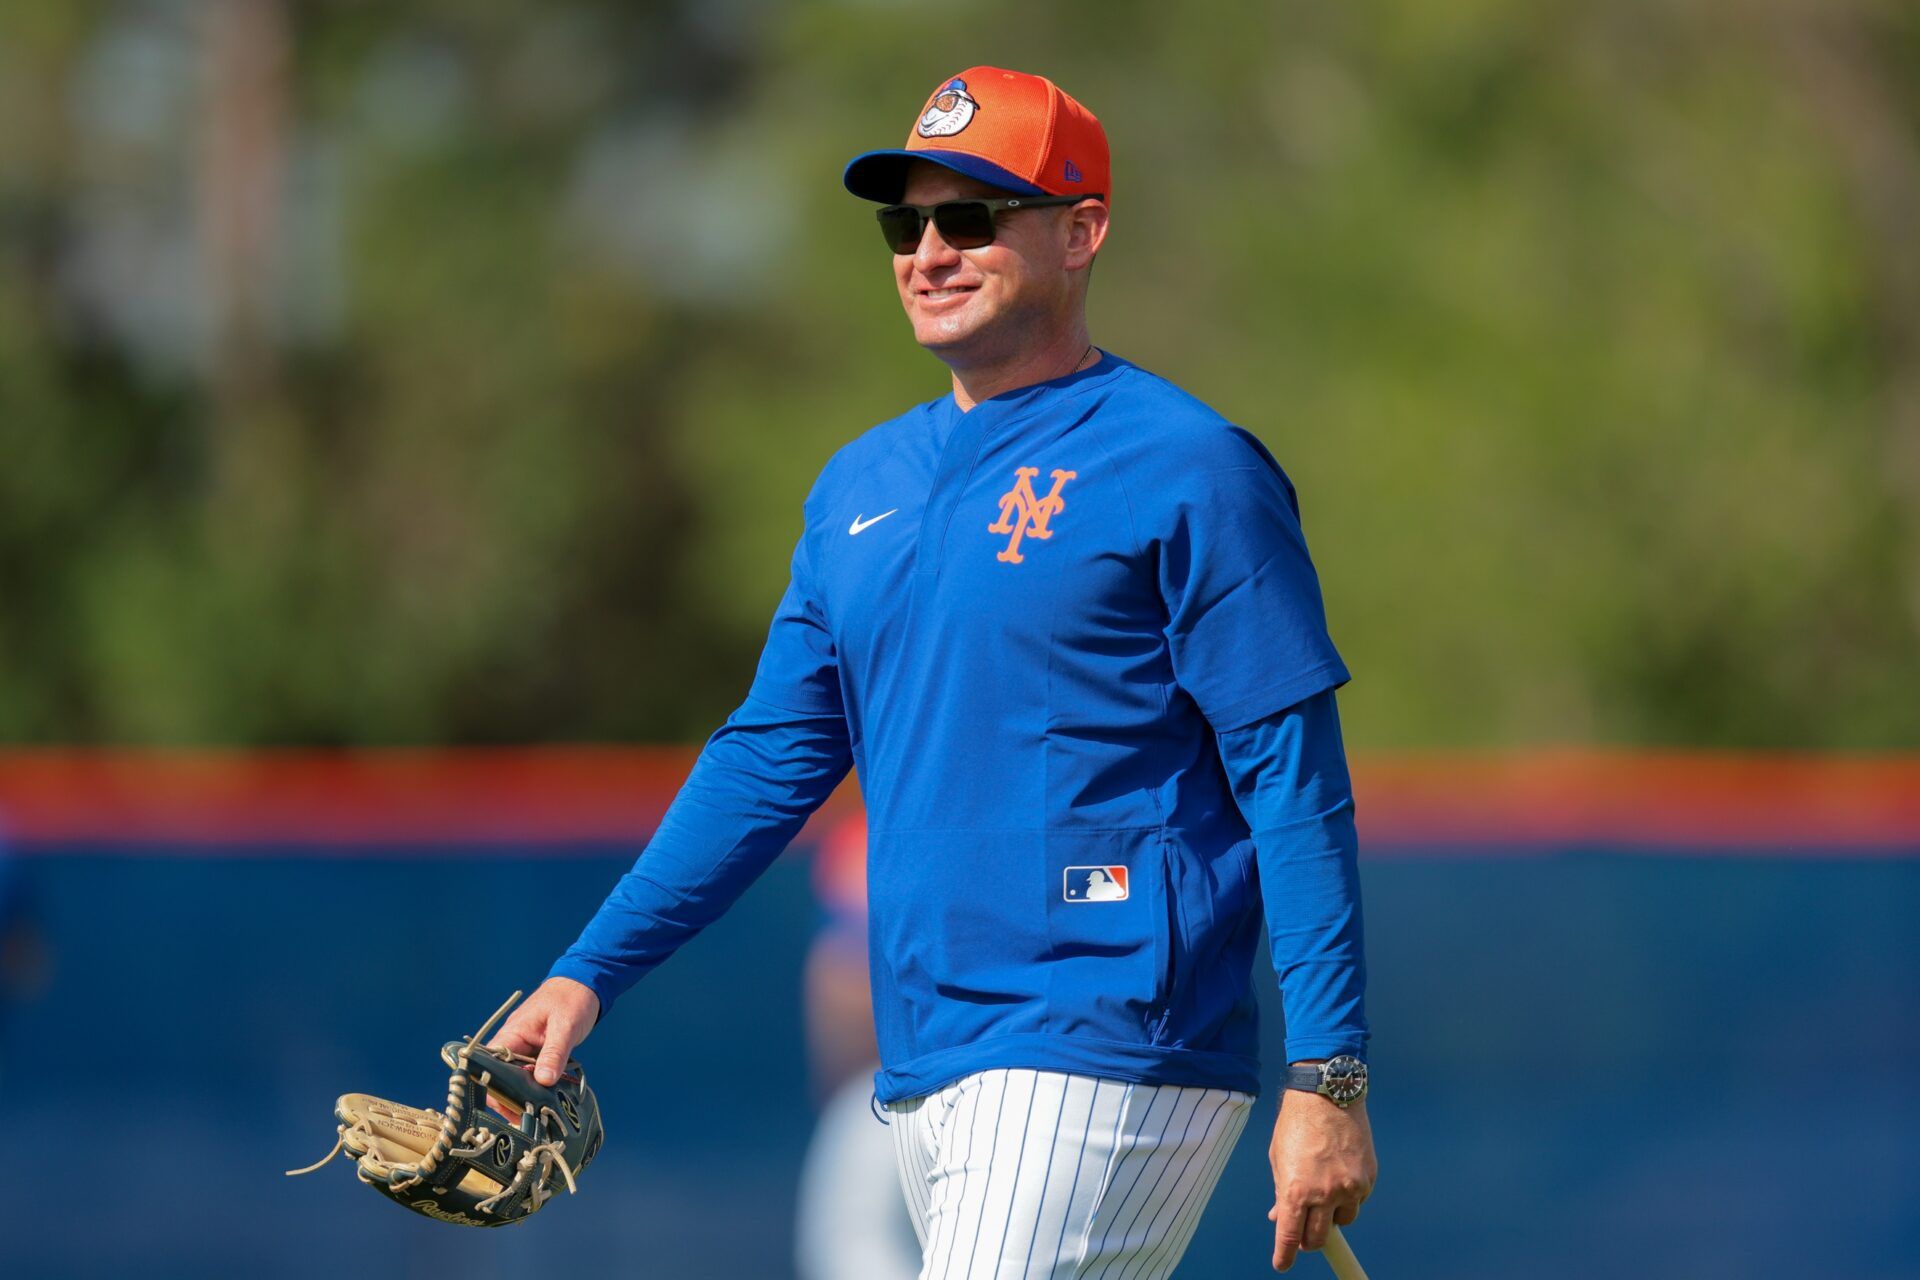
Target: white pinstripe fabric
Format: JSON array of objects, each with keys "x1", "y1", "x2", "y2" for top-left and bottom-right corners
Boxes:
[{"x1": 884, "y1": 1070, "x2": 1253, "y2": 1280}]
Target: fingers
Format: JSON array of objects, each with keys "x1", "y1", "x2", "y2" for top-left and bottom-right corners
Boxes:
[
  {"x1": 487, "y1": 1007, "x2": 542, "y2": 1057},
  {"x1": 1303, "y1": 1202, "x2": 1333, "y2": 1252},
  {"x1": 488, "y1": 1022, "x2": 537, "y2": 1057},
  {"x1": 487, "y1": 995, "x2": 565, "y2": 1083},
  {"x1": 1270, "y1": 1201, "x2": 1305, "y2": 1272},
  {"x1": 481, "y1": 979, "x2": 601, "y2": 1085},
  {"x1": 1274, "y1": 1193, "x2": 1362, "y2": 1270},
  {"x1": 534, "y1": 1015, "x2": 576, "y2": 1086}
]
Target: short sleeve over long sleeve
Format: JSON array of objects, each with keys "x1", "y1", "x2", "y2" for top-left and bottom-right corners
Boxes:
[{"x1": 1152, "y1": 424, "x2": 1349, "y2": 731}]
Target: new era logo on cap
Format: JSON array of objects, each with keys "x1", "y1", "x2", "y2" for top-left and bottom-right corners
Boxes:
[{"x1": 1063, "y1": 865, "x2": 1129, "y2": 902}]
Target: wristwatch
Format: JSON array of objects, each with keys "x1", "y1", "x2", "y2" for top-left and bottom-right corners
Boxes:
[{"x1": 1285, "y1": 1055, "x2": 1368, "y2": 1108}]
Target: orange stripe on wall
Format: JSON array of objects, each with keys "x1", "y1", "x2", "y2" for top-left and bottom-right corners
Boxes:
[
  {"x1": 0, "y1": 748, "x2": 745, "y2": 848},
  {"x1": 1355, "y1": 752, "x2": 1920, "y2": 851},
  {"x1": 0, "y1": 749, "x2": 1914, "y2": 852}
]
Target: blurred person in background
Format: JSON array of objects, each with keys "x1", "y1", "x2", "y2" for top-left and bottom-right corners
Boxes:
[
  {"x1": 794, "y1": 813, "x2": 921, "y2": 1280},
  {"x1": 496, "y1": 67, "x2": 1374, "y2": 1276},
  {"x1": 0, "y1": 817, "x2": 49, "y2": 1086}
]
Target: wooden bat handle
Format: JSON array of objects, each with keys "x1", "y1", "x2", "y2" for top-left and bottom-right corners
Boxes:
[{"x1": 1323, "y1": 1225, "x2": 1370, "y2": 1280}]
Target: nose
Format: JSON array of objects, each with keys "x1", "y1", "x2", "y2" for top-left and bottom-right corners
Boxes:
[{"x1": 911, "y1": 215, "x2": 963, "y2": 272}]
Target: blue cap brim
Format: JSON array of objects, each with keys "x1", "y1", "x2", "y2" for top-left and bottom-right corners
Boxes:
[{"x1": 842, "y1": 149, "x2": 1047, "y2": 204}]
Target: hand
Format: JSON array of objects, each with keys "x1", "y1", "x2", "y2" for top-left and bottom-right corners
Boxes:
[
  {"x1": 490, "y1": 976, "x2": 601, "y2": 1086},
  {"x1": 1266, "y1": 1085, "x2": 1377, "y2": 1272}
]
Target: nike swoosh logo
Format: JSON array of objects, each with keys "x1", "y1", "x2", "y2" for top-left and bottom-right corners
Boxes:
[{"x1": 848, "y1": 509, "x2": 898, "y2": 535}]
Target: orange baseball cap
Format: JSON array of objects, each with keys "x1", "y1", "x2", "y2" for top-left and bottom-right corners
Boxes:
[{"x1": 843, "y1": 66, "x2": 1110, "y2": 207}]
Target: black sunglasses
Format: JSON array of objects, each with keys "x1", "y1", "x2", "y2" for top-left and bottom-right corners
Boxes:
[{"x1": 876, "y1": 194, "x2": 1103, "y2": 255}]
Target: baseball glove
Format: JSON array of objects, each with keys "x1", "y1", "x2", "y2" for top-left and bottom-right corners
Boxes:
[{"x1": 286, "y1": 991, "x2": 603, "y2": 1227}]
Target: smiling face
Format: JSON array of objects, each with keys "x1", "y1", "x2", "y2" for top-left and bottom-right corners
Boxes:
[{"x1": 891, "y1": 160, "x2": 1105, "y2": 369}]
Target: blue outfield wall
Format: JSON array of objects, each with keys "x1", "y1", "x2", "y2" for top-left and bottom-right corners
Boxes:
[{"x1": 2, "y1": 846, "x2": 1916, "y2": 1279}]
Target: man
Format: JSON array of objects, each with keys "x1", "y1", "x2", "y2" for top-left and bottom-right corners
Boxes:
[{"x1": 496, "y1": 66, "x2": 1377, "y2": 1276}]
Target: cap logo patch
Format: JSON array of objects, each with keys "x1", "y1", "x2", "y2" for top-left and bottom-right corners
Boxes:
[
  {"x1": 1064, "y1": 159, "x2": 1082, "y2": 183},
  {"x1": 1064, "y1": 866, "x2": 1129, "y2": 902},
  {"x1": 918, "y1": 77, "x2": 979, "y2": 138}
]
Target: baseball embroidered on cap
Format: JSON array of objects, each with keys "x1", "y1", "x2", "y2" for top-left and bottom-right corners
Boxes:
[
  {"x1": 1063, "y1": 866, "x2": 1129, "y2": 902},
  {"x1": 918, "y1": 78, "x2": 979, "y2": 138}
]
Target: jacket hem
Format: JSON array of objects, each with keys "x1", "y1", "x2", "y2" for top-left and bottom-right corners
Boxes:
[{"x1": 872, "y1": 1032, "x2": 1262, "y2": 1104}]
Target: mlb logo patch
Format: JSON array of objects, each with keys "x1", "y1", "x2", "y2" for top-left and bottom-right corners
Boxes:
[{"x1": 1063, "y1": 865, "x2": 1129, "y2": 902}]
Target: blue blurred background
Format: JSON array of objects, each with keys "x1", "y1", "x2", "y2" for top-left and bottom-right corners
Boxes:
[{"x1": 2, "y1": 832, "x2": 1915, "y2": 1278}]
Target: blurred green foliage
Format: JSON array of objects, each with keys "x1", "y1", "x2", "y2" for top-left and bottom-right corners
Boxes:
[{"x1": 0, "y1": 0, "x2": 1915, "y2": 747}]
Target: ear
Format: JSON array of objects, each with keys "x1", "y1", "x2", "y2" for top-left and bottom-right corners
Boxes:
[{"x1": 1063, "y1": 199, "x2": 1109, "y2": 271}]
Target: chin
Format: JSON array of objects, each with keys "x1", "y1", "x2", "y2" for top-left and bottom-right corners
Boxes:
[
  {"x1": 913, "y1": 314, "x2": 987, "y2": 353},
  {"x1": 899, "y1": 282, "x2": 982, "y2": 337}
]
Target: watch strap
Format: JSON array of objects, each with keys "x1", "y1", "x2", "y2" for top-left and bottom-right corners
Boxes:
[{"x1": 1284, "y1": 1063, "x2": 1325, "y2": 1094}]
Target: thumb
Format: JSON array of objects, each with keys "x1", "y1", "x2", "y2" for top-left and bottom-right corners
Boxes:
[{"x1": 534, "y1": 1020, "x2": 572, "y2": 1086}]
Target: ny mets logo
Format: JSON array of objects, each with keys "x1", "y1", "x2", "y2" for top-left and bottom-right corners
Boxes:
[{"x1": 989, "y1": 466, "x2": 1075, "y2": 564}]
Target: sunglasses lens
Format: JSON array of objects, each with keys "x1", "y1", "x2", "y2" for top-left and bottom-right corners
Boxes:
[
  {"x1": 932, "y1": 201, "x2": 995, "y2": 249},
  {"x1": 877, "y1": 206, "x2": 925, "y2": 254}
]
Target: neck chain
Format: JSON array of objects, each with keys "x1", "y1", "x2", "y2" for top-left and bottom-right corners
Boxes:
[{"x1": 960, "y1": 344, "x2": 1098, "y2": 412}]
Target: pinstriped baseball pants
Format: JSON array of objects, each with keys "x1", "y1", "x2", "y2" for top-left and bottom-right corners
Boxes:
[{"x1": 884, "y1": 1069, "x2": 1254, "y2": 1280}]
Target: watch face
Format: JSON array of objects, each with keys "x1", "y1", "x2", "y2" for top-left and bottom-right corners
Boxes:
[{"x1": 1322, "y1": 1055, "x2": 1368, "y2": 1105}]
